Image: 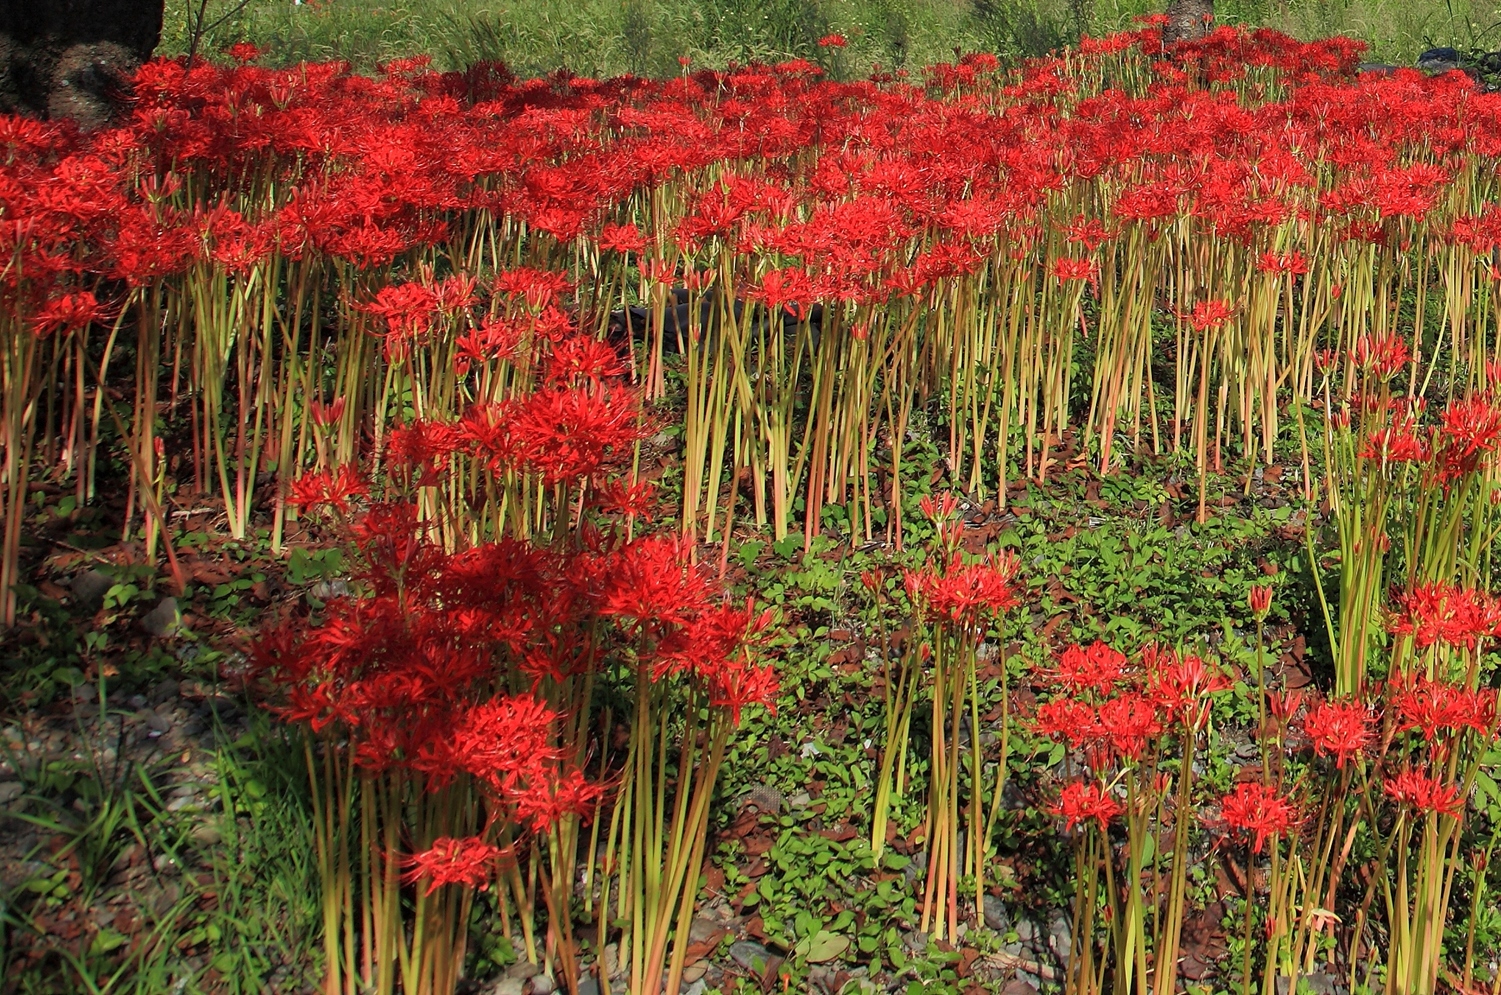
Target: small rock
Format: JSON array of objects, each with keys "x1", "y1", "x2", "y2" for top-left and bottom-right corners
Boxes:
[
  {"x1": 528, "y1": 974, "x2": 555, "y2": 994},
  {"x1": 1277, "y1": 973, "x2": 1339, "y2": 995},
  {"x1": 504, "y1": 961, "x2": 539, "y2": 981},
  {"x1": 729, "y1": 939, "x2": 775, "y2": 975},
  {"x1": 140, "y1": 597, "x2": 180, "y2": 637},
  {"x1": 1017, "y1": 970, "x2": 1042, "y2": 990},
  {"x1": 142, "y1": 709, "x2": 172, "y2": 734},
  {"x1": 688, "y1": 917, "x2": 721, "y2": 943},
  {"x1": 1015, "y1": 918, "x2": 1037, "y2": 943},
  {"x1": 574, "y1": 979, "x2": 600, "y2": 995},
  {"x1": 1048, "y1": 912, "x2": 1072, "y2": 967},
  {"x1": 787, "y1": 790, "x2": 811, "y2": 808},
  {"x1": 682, "y1": 961, "x2": 708, "y2": 982},
  {"x1": 983, "y1": 894, "x2": 1010, "y2": 931},
  {"x1": 0, "y1": 781, "x2": 22, "y2": 804},
  {"x1": 311, "y1": 579, "x2": 352, "y2": 602},
  {"x1": 1002, "y1": 981, "x2": 1039, "y2": 995},
  {"x1": 489, "y1": 981, "x2": 524, "y2": 995},
  {"x1": 149, "y1": 679, "x2": 180, "y2": 705},
  {"x1": 71, "y1": 569, "x2": 112, "y2": 610},
  {"x1": 601, "y1": 944, "x2": 619, "y2": 978},
  {"x1": 681, "y1": 981, "x2": 707, "y2": 995}
]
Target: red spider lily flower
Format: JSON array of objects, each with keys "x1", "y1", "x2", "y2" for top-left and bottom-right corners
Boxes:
[
  {"x1": 1435, "y1": 395, "x2": 1501, "y2": 482},
  {"x1": 1220, "y1": 782, "x2": 1298, "y2": 853},
  {"x1": 1095, "y1": 692, "x2": 1163, "y2": 761},
  {"x1": 818, "y1": 34, "x2": 847, "y2": 48},
  {"x1": 1359, "y1": 417, "x2": 1430, "y2": 464},
  {"x1": 590, "y1": 478, "x2": 658, "y2": 520},
  {"x1": 288, "y1": 465, "x2": 368, "y2": 513},
  {"x1": 1267, "y1": 688, "x2": 1304, "y2": 723},
  {"x1": 508, "y1": 385, "x2": 645, "y2": 484},
  {"x1": 511, "y1": 768, "x2": 605, "y2": 834},
  {"x1": 1249, "y1": 585, "x2": 1273, "y2": 618},
  {"x1": 918, "y1": 491, "x2": 960, "y2": 524},
  {"x1": 1033, "y1": 697, "x2": 1098, "y2": 748},
  {"x1": 903, "y1": 551, "x2": 1020, "y2": 628},
  {"x1": 1383, "y1": 771, "x2": 1464, "y2": 817},
  {"x1": 1256, "y1": 250, "x2": 1309, "y2": 276},
  {"x1": 447, "y1": 696, "x2": 562, "y2": 792},
  {"x1": 360, "y1": 281, "x2": 440, "y2": 359},
  {"x1": 309, "y1": 397, "x2": 346, "y2": 428},
  {"x1": 1188, "y1": 299, "x2": 1234, "y2": 331},
  {"x1": 1046, "y1": 641, "x2": 1126, "y2": 696},
  {"x1": 598, "y1": 535, "x2": 709, "y2": 630},
  {"x1": 1351, "y1": 333, "x2": 1410, "y2": 380},
  {"x1": 1389, "y1": 675, "x2": 1499, "y2": 740},
  {"x1": 598, "y1": 222, "x2": 645, "y2": 253},
  {"x1": 1052, "y1": 780, "x2": 1122, "y2": 833},
  {"x1": 1065, "y1": 216, "x2": 1116, "y2": 251},
  {"x1": 545, "y1": 336, "x2": 624, "y2": 387},
  {"x1": 404, "y1": 836, "x2": 510, "y2": 896},
  {"x1": 1301, "y1": 698, "x2": 1372, "y2": 768},
  {"x1": 704, "y1": 652, "x2": 781, "y2": 726},
  {"x1": 225, "y1": 42, "x2": 262, "y2": 63},
  {"x1": 1146, "y1": 648, "x2": 1230, "y2": 729},
  {"x1": 30, "y1": 291, "x2": 108, "y2": 335},
  {"x1": 1387, "y1": 582, "x2": 1501, "y2": 650},
  {"x1": 493, "y1": 267, "x2": 572, "y2": 310},
  {"x1": 1052, "y1": 256, "x2": 1097, "y2": 284}
]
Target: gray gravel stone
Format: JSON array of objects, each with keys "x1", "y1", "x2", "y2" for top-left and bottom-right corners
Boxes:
[
  {"x1": 140, "y1": 597, "x2": 180, "y2": 637},
  {"x1": 71, "y1": 569, "x2": 112, "y2": 610}
]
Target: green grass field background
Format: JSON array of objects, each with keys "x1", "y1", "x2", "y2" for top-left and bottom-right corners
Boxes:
[{"x1": 160, "y1": 0, "x2": 1501, "y2": 76}]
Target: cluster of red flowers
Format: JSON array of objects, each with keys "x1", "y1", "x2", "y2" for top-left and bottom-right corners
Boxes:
[
  {"x1": 4, "y1": 23, "x2": 1500, "y2": 336},
  {"x1": 1387, "y1": 581, "x2": 1501, "y2": 650},
  {"x1": 1036, "y1": 642, "x2": 1231, "y2": 767},
  {"x1": 902, "y1": 550, "x2": 1020, "y2": 628},
  {"x1": 250, "y1": 496, "x2": 775, "y2": 891}
]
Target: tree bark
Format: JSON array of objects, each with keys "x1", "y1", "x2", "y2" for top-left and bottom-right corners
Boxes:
[
  {"x1": 1163, "y1": 0, "x2": 1215, "y2": 45},
  {"x1": 0, "y1": 0, "x2": 165, "y2": 128}
]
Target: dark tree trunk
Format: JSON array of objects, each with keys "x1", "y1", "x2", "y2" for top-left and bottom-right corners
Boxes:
[
  {"x1": 0, "y1": 0, "x2": 165, "y2": 128},
  {"x1": 1163, "y1": 0, "x2": 1214, "y2": 45}
]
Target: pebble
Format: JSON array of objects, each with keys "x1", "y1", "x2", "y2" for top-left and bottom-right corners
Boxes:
[
  {"x1": 311, "y1": 579, "x2": 352, "y2": 602},
  {"x1": 682, "y1": 961, "x2": 707, "y2": 982},
  {"x1": 575, "y1": 979, "x2": 600, "y2": 995},
  {"x1": 489, "y1": 981, "x2": 524, "y2": 995},
  {"x1": 729, "y1": 939, "x2": 774, "y2": 975},
  {"x1": 0, "y1": 781, "x2": 21, "y2": 804},
  {"x1": 528, "y1": 974, "x2": 555, "y2": 994},
  {"x1": 681, "y1": 981, "x2": 707, "y2": 995},
  {"x1": 983, "y1": 894, "x2": 1010, "y2": 931},
  {"x1": 71, "y1": 569, "x2": 113, "y2": 610},
  {"x1": 687, "y1": 917, "x2": 720, "y2": 943},
  {"x1": 1048, "y1": 912, "x2": 1072, "y2": 967},
  {"x1": 140, "y1": 597, "x2": 180, "y2": 637}
]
